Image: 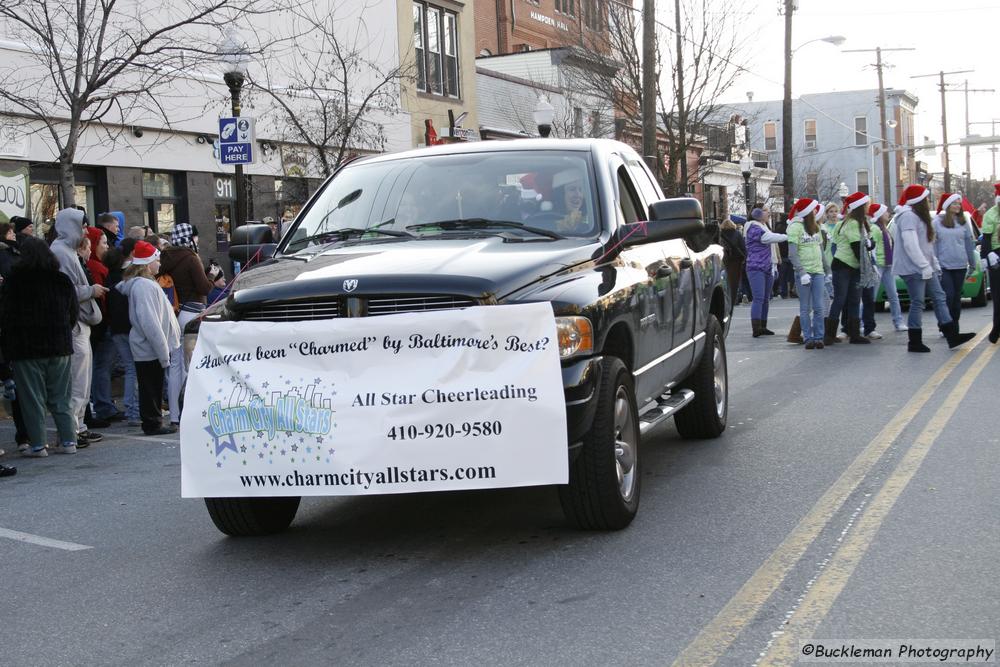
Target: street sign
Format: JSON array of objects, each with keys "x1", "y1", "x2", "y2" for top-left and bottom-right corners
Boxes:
[{"x1": 218, "y1": 116, "x2": 255, "y2": 165}]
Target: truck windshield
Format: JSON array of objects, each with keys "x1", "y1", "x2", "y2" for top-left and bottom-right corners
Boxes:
[{"x1": 283, "y1": 150, "x2": 599, "y2": 252}]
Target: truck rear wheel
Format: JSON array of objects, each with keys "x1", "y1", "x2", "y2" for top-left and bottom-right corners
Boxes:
[
  {"x1": 558, "y1": 357, "x2": 640, "y2": 530},
  {"x1": 205, "y1": 497, "x2": 301, "y2": 536},
  {"x1": 674, "y1": 315, "x2": 728, "y2": 439}
]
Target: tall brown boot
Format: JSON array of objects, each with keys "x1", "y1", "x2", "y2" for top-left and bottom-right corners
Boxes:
[
  {"x1": 823, "y1": 317, "x2": 841, "y2": 345},
  {"x1": 787, "y1": 316, "x2": 803, "y2": 344}
]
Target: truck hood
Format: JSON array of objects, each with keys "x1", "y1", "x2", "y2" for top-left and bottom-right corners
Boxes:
[{"x1": 229, "y1": 237, "x2": 600, "y2": 306}]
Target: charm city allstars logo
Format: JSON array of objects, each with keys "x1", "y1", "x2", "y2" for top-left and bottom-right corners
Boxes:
[{"x1": 205, "y1": 383, "x2": 334, "y2": 457}]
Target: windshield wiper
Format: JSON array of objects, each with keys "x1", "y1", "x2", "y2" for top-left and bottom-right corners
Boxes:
[
  {"x1": 291, "y1": 226, "x2": 414, "y2": 250},
  {"x1": 406, "y1": 218, "x2": 565, "y2": 240}
]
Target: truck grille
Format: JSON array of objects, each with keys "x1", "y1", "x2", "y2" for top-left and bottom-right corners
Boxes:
[{"x1": 239, "y1": 295, "x2": 479, "y2": 322}]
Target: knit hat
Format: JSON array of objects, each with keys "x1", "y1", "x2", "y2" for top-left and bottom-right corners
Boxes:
[
  {"x1": 994, "y1": 183, "x2": 1000, "y2": 205},
  {"x1": 787, "y1": 198, "x2": 819, "y2": 221},
  {"x1": 750, "y1": 207, "x2": 766, "y2": 221},
  {"x1": 170, "y1": 222, "x2": 198, "y2": 249},
  {"x1": 10, "y1": 216, "x2": 31, "y2": 234},
  {"x1": 131, "y1": 240, "x2": 159, "y2": 265},
  {"x1": 84, "y1": 226, "x2": 105, "y2": 249},
  {"x1": 867, "y1": 203, "x2": 887, "y2": 223},
  {"x1": 844, "y1": 191, "x2": 870, "y2": 212},
  {"x1": 936, "y1": 192, "x2": 961, "y2": 214},
  {"x1": 898, "y1": 185, "x2": 929, "y2": 208}
]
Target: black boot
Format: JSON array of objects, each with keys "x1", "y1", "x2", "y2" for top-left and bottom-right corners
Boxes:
[
  {"x1": 848, "y1": 318, "x2": 870, "y2": 344},
  {"x1": 751, "y1": 319, "x2": 762, "y2": 338},
  {"x1": 823, "y1": 317, "x2": 841, "y2": 345},
  {"x1": 941, "y1": 321, "x2": 975, "y2": 349},
  {"x1": 760, "y1": 319, "x2": 775, "y2": 335},
  {"x1": 989, "y1": 329, "x2": 999, "y2": 345},
  {"x1": 908, "y1": 328, "x2": 931, "y2": 352}
]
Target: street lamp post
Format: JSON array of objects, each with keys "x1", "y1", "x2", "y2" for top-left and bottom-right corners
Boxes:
[
  {"x1": 533, "y1": 97, "x2": 555, "y2": 138},
  {"x1": 740, "y1": 155, "x2": 754, "y2": 216},
  {"x1": 219, "y1": 28, "x2": 250, "y2": 231},
  {"x1": 781, "y1": 4, "x2": 845, "y2": 210},
  {"x1": 837, "y1": 181, "x2": 849, "y2": 203}
]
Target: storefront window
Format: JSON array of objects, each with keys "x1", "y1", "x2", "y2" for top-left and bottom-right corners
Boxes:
[
  {"x1": 143, "y1": 172, "x2": 177, "y2": 198},
  {"x1": 143, "y1": 171, "x2": 181, "y2": 234},
  {"x1": 275, "y1": 177, "x2": 309, "y2": 226},
  {"x1": 29, "y1": 183, "x2": 96, "y2": 236}
]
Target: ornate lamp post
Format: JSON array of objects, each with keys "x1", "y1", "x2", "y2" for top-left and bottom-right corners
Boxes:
[
  {"x1": 740, "y1": 155, "x2": 754, "y2": 215},
  {"x1": 533, "y1": 97, "x2": 555, "y2": 138},
  {"x1": 219, "y1": 27, "x2": 250, "y2": 230}
]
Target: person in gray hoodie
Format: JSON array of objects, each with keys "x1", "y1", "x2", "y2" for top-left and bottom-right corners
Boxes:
[
  {"x1": 116, "y1": 241, "x2": 180, "y2": 435},
  {"x1": 50, "y1": 208, "x2": 108, "y2": 444}
]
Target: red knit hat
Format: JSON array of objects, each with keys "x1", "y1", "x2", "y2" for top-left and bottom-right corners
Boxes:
[
  {"x1": 788, "y1": 198, "x2": 820, "y2": 221},
  {"x1": 936, "y1": 192, "x2": 961, "y2": 214},
  {"x1": 994, "y1": 183, "x2": 1000, "y2": 204},
  {"x1": 867, "y1": 203, "x2": 887, "y2": 223},
  {"x1": 898, "y1": 184, "x2": 929, "y2": 207},
  {"x1": 844, "y1": 191, "x2": 870, "y2": 212},
  {"x1": 84, "y1": 226, "x2": 105, "y2": 249},
  {"x1": 131, "y1": 240, "x2": 159, "y2": 265}
]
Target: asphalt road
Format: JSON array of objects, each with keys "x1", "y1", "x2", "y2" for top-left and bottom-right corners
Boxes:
[{"x1": 1, "y1": 301, "x2": 997, "y2": 666}]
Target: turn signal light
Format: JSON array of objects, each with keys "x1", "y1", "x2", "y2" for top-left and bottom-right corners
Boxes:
[{"x1": 556, "y1": 316, "x2": 594, "y2": 359}]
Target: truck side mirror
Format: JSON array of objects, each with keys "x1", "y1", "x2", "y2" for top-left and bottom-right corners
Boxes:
[
  {"x1": 229, "y1": 223, "x2": 277, "y2": 266},
  {"x1": 618, "y1": 197, "x2": 705, "y2": 249}
]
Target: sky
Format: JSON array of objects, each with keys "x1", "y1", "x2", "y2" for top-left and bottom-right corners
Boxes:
[{"x1": 702, "y1": 0, "x2": 1000, "y2": 180}]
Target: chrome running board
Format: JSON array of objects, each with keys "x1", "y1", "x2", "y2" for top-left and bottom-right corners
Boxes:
[{"x1": 638, "y1": 389, "x2": 695, "y2": 436}]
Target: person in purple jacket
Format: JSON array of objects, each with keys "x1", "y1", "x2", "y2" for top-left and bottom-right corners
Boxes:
[{"x1": 744, "y1": 207, "x2": 787, "y2": 337}]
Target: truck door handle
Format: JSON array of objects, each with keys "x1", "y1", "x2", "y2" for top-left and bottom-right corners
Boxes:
[
  {"x1": 679, "y1": 258, "x2": 693, "y2": 269},
  {"x1": 656, "y1": 265, "x2": 673, "y2": 277}
]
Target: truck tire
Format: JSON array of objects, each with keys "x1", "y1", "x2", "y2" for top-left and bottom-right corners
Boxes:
[
  {"x1": 674, "y1": 315, "x2": 728, "y2": 439},
  {"x1": 558, "y1": 357, "x2": 640, "y2": 530},
  {"x1": 970, "y1": 279, "x2": 987, "y2": 307},
  {"x1": 204, "y1": 497, "x2": 301, "y2": 536}
]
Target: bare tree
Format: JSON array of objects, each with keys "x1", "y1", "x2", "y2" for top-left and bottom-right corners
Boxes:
[
  {"x1": 248, "y1": 1, "x2": 410, "y2": 178},
  {"x1": 0, "y1": 0, "x2": 278, "y2": 207}
]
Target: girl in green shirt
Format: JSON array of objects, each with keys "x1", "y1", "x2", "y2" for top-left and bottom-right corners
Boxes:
[
  {"x1": 787, "y1": 199, "x2": 830, "y2": 349},
  {"x1": 826, "y1": 192, "x2": 873, "y2": 345}
]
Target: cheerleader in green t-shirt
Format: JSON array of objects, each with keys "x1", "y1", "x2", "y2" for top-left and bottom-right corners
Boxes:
[
  {"x1": 826, "y1": 192, "x2": 874, "y2": 345},
  {"x1": 787, "y1": 199, "x2": 829, "y2": 349}
]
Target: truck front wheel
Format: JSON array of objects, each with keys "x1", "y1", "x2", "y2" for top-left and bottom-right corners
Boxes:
[
  {"x1": 205, "y1": 497, "x2": 301, "y2": 536},
  {"x1": 674, "y1": 315, "x2": 728, "y2": 439},
  {"x1": 558, "y1": 357, "x2": 640, "y2": 530}
]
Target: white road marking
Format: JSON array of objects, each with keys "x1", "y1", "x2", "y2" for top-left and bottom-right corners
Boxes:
[{"x1": 0, "y1": 527, "x2": 93, "y2": 551}]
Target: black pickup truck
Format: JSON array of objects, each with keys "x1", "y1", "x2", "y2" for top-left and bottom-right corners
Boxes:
[{"x1": 190, "y1": 138, "x2": 730, "y2": 535}]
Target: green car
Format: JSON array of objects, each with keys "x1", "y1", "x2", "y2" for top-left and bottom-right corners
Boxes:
[{"x1": 876, "y1": 261, "x2": 989, "y2": 310}]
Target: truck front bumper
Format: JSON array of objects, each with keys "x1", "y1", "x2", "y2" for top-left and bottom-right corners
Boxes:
[{"x1": 562, "y1": 355, "x2": 603, "y2": 453}]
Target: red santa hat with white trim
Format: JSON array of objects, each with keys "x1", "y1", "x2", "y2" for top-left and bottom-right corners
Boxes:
[
  {"x1": 936, "y1": 192, "x2": 962, "y2": 214},
  {"x1": 131, "y1": 240, "x2": 160, "y2": 266},
  {"x1": 867, "y1": 203, "x2": 887, "y2": 223},
  {"x1": 897, "y1": 184, "x2": 929, "y2": 208},
  {"x1": 843, "y1": 191, "x2": 870, "y2": 212},
  {"x1": 787, "y1": 198, "x2": 820, "y2": 222}
]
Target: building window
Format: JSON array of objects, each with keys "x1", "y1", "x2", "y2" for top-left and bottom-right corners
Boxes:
[
  {"x1": 857, "y1": 170, "x2": 869, "y2": 195},
  {"x1": 142, "y1": 171, "x2": 180, "y2": 234},
  {"x1": 764, "y1": 121, "x2": 777, "y2": 151},
  {"x1": 590, "y1": 110, "x2": 601, "y2": 138},
  {"x1": 804, "y1": 119, "x2": 817, "y2": 149},
  {"x1": 413, "y1": 2, "x2": 460, "y2": 98},
  {"x1": 556, "y1": 0, "x2": 576, "y2": 17},
  {"x1": 584, "y1": 0, "x2": 602, "y2": 30},
  {"x1": 854, "y1": 116, "x2": 868, "y2": 147},
  {"x1": 806, "y1": 171, "x2": 818, "y2": 199}
]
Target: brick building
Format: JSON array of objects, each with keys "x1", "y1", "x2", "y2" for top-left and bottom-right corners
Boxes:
[{"x1": 474, "y1": 0, "x2": 608, "y2": 56}]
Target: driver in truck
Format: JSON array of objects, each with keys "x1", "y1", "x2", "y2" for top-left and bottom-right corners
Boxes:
[{"x1": 552, "y1": 169, "x2": 591, "y2": 234}]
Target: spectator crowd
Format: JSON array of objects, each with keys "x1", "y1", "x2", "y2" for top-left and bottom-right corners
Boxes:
[{"x1": 0, "y1": 211, "x2": 228, "y2": 477}]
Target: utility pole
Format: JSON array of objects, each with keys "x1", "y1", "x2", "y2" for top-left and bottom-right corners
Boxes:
[
  {"x1": 843, "y1": 46, "x2": 914, "y2": 204},
  {"x1": 641, "y1": 0, "x2": 657, "y2": 171},
  {"x1": 955, "y1": 81, "x2": 995, "y2": 193},
  {"x1": 911, "y1": 69, "x2": 973, "y2": 191},
  {"x1": 674, "y1": 0, "x2": 688, "y2": 192},
  {"x1": 781, "y1": 0, "x2": 794, "y2": 210},
  {"x1": 970, "y1": 119, "x2": 1000, "y2": 181}
]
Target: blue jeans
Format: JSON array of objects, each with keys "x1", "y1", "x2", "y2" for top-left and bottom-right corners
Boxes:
[
  {"x1": 900, "y1": 273, "x2": 952, "y2": 330},
  {"x1": 747, "y1": 268, "x2": 774, "y2": 321},
  {"x1": 879, "y1": 266, "x2": 905, "y2": 328},
  {"x1": 938, "y1": 267, "x2": 966, "y2": 324},
  {"x1": 91, "y1": 330, "x2": 117, "y2": 419},
  {"x1": 828, "y1": 263, "x2": 860, "y2": 328},
  {"x1": 797, "y1": 272, "x2": 826, "y2": 342},
  {"x1": 112, "y1": 333, "x2": 139, "y2": 421},
  {"x1": 861, "y1": 285, "x2": 876, "y2": 335}
]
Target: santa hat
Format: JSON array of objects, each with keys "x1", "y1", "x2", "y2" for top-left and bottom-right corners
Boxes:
[
  {"x1": 936, "y1": 192, "x2": 961, "y2": 214},
  {"x1": 131, "y1": 240, "x2": 159, "y2": 265},
  {"x1": 994, "y1": 183, "x2": 1000, "y2": 205},
  {"x1": 788, "y1": 198, "x2": 820, "y2": 221},
  {"x1": 843, "y1": 191, "x2": 870, "y2": 212},
  {"x1": 867, "y1": 203, "x2": 887, "y2": 223},
  {"x1": 897, "y1": 185, "x2": 929, "y2": 208}
]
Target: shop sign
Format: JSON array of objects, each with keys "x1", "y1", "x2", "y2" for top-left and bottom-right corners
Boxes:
[
  {"x1": 0, "y1": 168, "x2": 29, "y2": 224},
  {"x1": 0, "y1": 124, "x2": 29, "y2": 158},
  {"x1": 530, "y1": 10, "x2": 569, "y2": 31}
]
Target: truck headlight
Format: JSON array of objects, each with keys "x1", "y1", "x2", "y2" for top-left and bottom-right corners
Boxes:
[{"x1": 555, "y1": 316, "x2": 593, "y2": 359}]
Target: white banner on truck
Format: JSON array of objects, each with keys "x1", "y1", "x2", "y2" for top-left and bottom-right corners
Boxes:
[{"x1": 180, "y1": 303, "x2": 568, "y2": 497}]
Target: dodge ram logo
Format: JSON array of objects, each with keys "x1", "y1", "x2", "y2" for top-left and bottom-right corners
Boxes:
[{"x1": 343, "y1": 279, "x2": 358, "y2": 293}]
